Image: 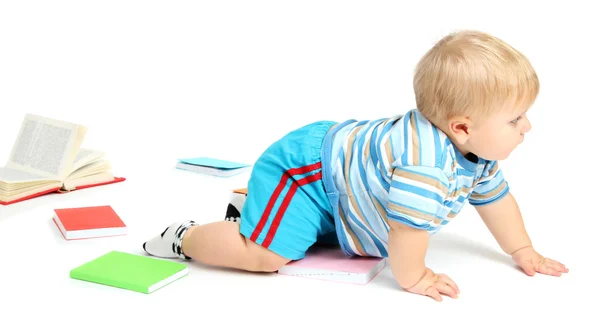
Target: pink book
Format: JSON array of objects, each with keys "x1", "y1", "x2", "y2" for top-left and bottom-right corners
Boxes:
[{"x1": 277, "y1": 245, "x2": 386, "y2": 285}]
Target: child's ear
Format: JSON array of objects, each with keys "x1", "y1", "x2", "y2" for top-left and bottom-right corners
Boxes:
[{"x1": 447, "y1": 116, "x2": 471, "y2": 145}]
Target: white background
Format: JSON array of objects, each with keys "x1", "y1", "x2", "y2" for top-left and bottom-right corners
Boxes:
[{"x1": 1, "y1": 1, "x2": 598, "y2": 335}]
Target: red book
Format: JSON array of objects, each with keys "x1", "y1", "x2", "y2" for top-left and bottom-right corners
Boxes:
[{"x1": 52, "y1": 205, "x2": 127, "y2": 240}]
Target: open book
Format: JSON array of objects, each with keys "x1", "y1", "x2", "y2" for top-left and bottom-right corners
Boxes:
[{"x1": 0, "y1": 114, "x2": 125, "y2": 205}]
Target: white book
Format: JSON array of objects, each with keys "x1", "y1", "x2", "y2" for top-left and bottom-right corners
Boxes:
[{"x1": 277, "y1": 245, "x2": 387, "y2": 285}]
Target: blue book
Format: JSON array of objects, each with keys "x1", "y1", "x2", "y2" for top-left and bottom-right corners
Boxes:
[{"x1": 176, "y1": 157, "x2": 252, "y2": 177}]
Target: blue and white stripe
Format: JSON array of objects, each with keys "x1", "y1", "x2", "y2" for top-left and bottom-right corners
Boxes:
[{"x1": 323, "y1": 109, "x2": 509, "y2": 257}]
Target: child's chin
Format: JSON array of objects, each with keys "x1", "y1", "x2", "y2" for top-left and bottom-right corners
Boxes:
[
  {"x1": 494, "y1": 152, "x2": 512, "y2": 161},
  {"x1": 480, "y1": 152, "x2": 510, "y2": 161}
]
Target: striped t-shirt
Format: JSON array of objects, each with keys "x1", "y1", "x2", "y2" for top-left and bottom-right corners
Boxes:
[{"x1": 321, "y1": 109, "x2": 509, "y2": 258}]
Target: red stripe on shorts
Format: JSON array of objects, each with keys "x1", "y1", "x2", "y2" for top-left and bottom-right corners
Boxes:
[
  {"x1": 249, "y1": 162, "x2": 322, "y2": 244},
  {"x1": 261, "y1": 171, "x2": 322, "y2": 248}
]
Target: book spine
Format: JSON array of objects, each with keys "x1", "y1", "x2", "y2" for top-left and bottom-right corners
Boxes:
[{"x1": 70, "y1": 271, "x2": 148, "y2": 293}]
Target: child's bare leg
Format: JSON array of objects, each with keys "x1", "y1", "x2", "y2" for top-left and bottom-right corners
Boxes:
[
  {"x1": 182, "y1": 221, "x2": 290, "y2": 272},
  {"x1": 142, "y1": 220, "x2": 290, "y2": 272}
]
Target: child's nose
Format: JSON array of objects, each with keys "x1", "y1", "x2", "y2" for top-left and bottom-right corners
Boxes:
[{"x1": 521, "y1": 116, "x2": 532, "y2": 133}]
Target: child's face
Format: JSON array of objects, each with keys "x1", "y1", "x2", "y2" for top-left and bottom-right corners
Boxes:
[{"x1": 467, "y1": 105, "x2": 532, "y2": 161}]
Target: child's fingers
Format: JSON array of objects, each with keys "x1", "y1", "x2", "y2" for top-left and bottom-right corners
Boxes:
[
  {"x1": 434, "y1": 282, "x2": 458, "y2": 299},
  {"x1": 438, "y1": 274, "x2": 460, "y2": 294},
  {"x1": 424, "y1": 286, "x2": 443, "y2": 302},
  {"x1": 521, "y1": 260, "x2": 536, "y2": 276},
  {"x1": 537, "y1": 263, "x2": 562, "y2": 277},
  {"x1": 550, "y1": 264, "x2": 568, "y2": 275},
  {"x1": 546, "y1": 259, "x2": 569, "y2": 272}
]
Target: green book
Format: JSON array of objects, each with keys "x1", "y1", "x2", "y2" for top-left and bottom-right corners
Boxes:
[{"x1": 70, "y1": 251, "x2": 189, "y2": 294}]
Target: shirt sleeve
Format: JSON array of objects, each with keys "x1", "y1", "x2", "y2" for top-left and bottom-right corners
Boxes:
[
  {"x1": 469, "y1": 160, "x2": 510, "y2": 206},
  {"x1": 387, "y1": 165, "x2": 450, "y2": 231}
]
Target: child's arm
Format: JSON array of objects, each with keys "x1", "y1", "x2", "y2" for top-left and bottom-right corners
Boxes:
[
  {"x1": 388, "y1": 219, "x2": 459, "y2": 302},
  {"x1": 386, "y1": 165, "x2": 460, "y2": 301},
  {"x1": 474, "y1": 192, "x2": 568, "y2": 276},
  {"x1": 474, "y1": 192, "x2": 532, "y2": 255}
]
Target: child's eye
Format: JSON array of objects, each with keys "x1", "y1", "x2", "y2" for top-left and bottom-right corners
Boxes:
[{"x1": 510, "y1": 116, "x2": 522, "y2": 124}]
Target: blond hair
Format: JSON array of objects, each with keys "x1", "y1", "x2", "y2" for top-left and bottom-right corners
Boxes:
[{"x1": 413, "y1": 30, "x2": 539, "y2": 124}]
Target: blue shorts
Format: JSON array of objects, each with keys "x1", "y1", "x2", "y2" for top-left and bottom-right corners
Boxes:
[{"x1": 240, "y1": 121, "x2": 338, "y2": 260}]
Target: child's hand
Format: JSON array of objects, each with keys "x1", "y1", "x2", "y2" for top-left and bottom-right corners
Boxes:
[
  {"x1": 405, "y1": 268, "x2": 460, "y2": 302},
  {"x1": 511, "y1": 246, "x2": 569, "y2": 276}
]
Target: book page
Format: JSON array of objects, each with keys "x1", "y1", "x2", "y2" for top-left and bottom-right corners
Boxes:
[
  {"x1": 71, "y1": 148, "x2": 105, "y2": 173},
  {"x1": 0, "y1": 167, "x2": 52, "y2": 183},
  {"x1": 5, "y1": 114, "x2": 87, "y2": 180},
  {"x1": 68, "y1": 159, "x2": 111, "y2": 180}
]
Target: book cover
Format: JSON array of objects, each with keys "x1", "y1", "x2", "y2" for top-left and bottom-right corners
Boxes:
[
  {"x1": 0, "y1": 177, "x2": 126, "y2": 206},
  {"x1": 277, "y1": 245, "x2": 386, "y2": 285},
  {"x1": 70, "y1": 251, "x2": 188, "y2": 294},
  {"x1": 175, "y1": 157, "x2": 252, "y2": 177},
  {"x1": 178, "y1": 157, "x2": 250, "y2": 169},
  {"x1": 232, "y1": 188, "x2": 248, "y2": 195},
  {"x1": 53, "y1": 205, "x2": 127, "y2": 240}
]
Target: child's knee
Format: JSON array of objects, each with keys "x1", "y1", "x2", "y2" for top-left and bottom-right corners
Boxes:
[
  {"x1": 244, "y1": 237, "x2": 290, "y2": 272},
  {"x1": 257, "y1": 255, "x2": 289, "y2": 272}
]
